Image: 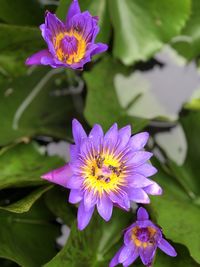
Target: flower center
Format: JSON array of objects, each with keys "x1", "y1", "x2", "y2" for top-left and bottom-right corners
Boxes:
[
  {"x1": 82, "y1": 153, "x2": 126, "y2": 195},
  {"x1": 53, "y1": 31, "x2": 86, "y2": 65},
  {"x1": 131, "y1": 226, "x2": 157, "y2": 248}
]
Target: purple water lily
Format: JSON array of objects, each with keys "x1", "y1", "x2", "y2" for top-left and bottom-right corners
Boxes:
[
  {"x1": 110, "y1": 207, "x2": 177, "y2": 267},
  {"x1": 42, "y1": 119, "x2": 162, "y2": 230},
  {"x1": 26, "y1": 0, "x2": 108, "y2": 69}
]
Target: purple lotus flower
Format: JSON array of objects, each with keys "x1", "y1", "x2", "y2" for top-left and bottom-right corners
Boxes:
[
  {"x1": 26, "y1": 0, "x2": 108, "y2": 69},
  {"x1": 110, "y1": 207, "x2": 177, "y2": 267},
  {"x1": 42, "y1": 119, "x2": 162, "y2": 230}
]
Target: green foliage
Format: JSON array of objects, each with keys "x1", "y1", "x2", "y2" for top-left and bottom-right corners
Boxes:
[
  {"x1": 0, "y1": 142, "x2": 64, "y2": 189},
  {"x1": 0, "y1": 0, "x2": 200, "y2": 266},
  {"x1": 0, "y1": 200, "x2": 59, "y2": 267}
]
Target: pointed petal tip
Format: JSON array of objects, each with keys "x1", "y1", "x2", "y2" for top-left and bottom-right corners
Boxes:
[{"x1": 41, "y1": 172, "x2": 52, "y2": 181}]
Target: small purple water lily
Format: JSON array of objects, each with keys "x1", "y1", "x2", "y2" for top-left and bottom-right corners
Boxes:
[
  {"x1": 26, "y1": 0, "x2": 108, "y2": 69},
  {"x1": 110, "y1": 207, "x2": 177, "y2": 267},
  {"x1": 42, "y1": 120, "x2": 162, "y2": 230}
]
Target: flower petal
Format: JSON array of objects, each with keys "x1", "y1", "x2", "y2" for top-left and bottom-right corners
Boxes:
[
  {"x1": 134, "y1": 163, "x2": 157, "y2": 177},
  {"x1": 66, "y1": 0, "x2": 81, "y2": 28},
  {"x1": 118, "y1": 245, "x2": 133, "y2": 263},
  {"x1": 158, "y1": 238, "x2": 177, "y2": 257},
  {"x1": 77, "y1": 200, "x2": 95, "y2": 230},
  {"x1": 72, "y1": 119, "x2": 87, "y2": 145},
  {"x1": 89, "y1": 124, "x2": 103, "y2": 151},
  {"x1": 25, "y1": 49, "x2": 52, "y2": 66},
  {"x1": 41, "y1": 164, "x2": 72, "y2": 188},
  {"x1": 90, "y1": 43, "x2": 108, "y2": 56},
  {"x1": 127, "y1": 174, "x2": 153, "y2": 188},
  {"x1": 104, "y1": 123, "x2": 118, "y2": 150},
  {"x1": 84, "y1": 190, "x2": 97, "y2": 211},
  {"x1": 45, "y1": 11, "x2": 65, "y2": 36},
  {"x1": 69, "y1": 189, "x2": 83, "y2": 204},
  {"x1": 126, "y1": 151, "x2": 153, "y2": 167},
  {"x1": 97, "y1": 195, "x2": 113, "y2": 221},
  {"x1": 109, "y1": 190, "x2": 130, "y2": 210},
  {"x1": 139, "y1": 245, "x2": 156, "y2": 266},
  {"x1": 137, "y1": 207, "x2": 149, "y2": 221},
  {"x1": 70, "y1": 144, "x2": 79, "y2": 161},
  {"x1": 128, "y1": 188, "x2": 150, "y2": 204},
  {"x1": 109, "y1": 247, "x2": 123, "y2": 267},
  {"x1": 123, "y1": 247, "x2": 139, "y2": 267},
  {"x1": 67, "y1": 175, "x2": 82, "y2": 189},
  {"x1": 129, "y1": 132, "x2": 149, "y2": 151},
  {"x1": 144, "y1": 181, "x2": 163, "y2": 195},
  {"x1": 116, "y1": 125, "x2": 131, "y2": 152}
]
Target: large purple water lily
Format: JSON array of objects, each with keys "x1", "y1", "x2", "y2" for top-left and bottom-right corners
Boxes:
[
  {"x1": 110, "y1": 207, "x2": 177, "y2": 267},
  {"x1": 42, "y1": 119, "x2": 162, "y2": 230},
  {"x1": 26, "y1": 0, "x2": 108, "y2": 69}
]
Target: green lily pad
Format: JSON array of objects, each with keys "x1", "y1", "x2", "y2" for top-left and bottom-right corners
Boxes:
[
  {"x1": 84, "y1": 55, "x2": 148, "y2": 132},
  {"x1": 0, "y1": 200, "x2": 59, "y2": 267},
  {"x1": 109, "y1": 0, "x2": 190, "y2": 65},
  {"x1": 0, "y1": 142, "x2": 64, "y2": 189}
]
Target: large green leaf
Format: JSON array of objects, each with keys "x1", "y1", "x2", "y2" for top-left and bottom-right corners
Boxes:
[
  {"x1": 44, "y1": 209, "x2": 134, "y2": 267},
  {"x1": 168, "y1": 111, "x2": 200, "y2": 197},
  {"x1": 173, "y1": 0, "x2": 200, "y2": 60},
  {"x1": 56, "y1": 0, "x2": 111, "y2": 44},
  {"x1": 45, "y1": 187, "x2": 76, "y2": 227},
  {"x1": 0, "y1": 68, "x2": 77, "y2": 145},
  {"x1": 0, "y1": 200, "x2": 59, "y2": 267},
  {"x1": 109, "y1": 0, "x2": 190, "y2": 65},
  {"x1": 0, "y1": 24, "x2": 44, "y2": 76},
  {"x1": 84, "y1": 55, "x2": 148, "y2": 132},
  {"x1": 0, "y1": 185, "x2": 53, "y2": 213},
  {"x1": 0, "y1": 142, "x2": 64, "y2": 189},
  {"x1": 0, "y1": 0, "x2": 44, "y2": 26},
  {"x1": 150, "y1": 159, "x2": 200, "y2": 264}
]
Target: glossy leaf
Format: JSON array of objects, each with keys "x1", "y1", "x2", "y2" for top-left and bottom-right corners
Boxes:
[
  {"x1": 0, "y1": 200, "x2": 59, "y2": 267},
  {"x1": 84, "y1": 55, "x2": 148, "y2": 132},
  {"x1": 173, "y1": 0, "x2": 200, "y2": 60},
  {"x1": 0, "y1": 142, "x2": 64, "y2": 189},
  {"x1": 0, "y1": 185, "x2": 53, "y2": 213},
  {"x1": 150, "y1": 160, "x2": 200, "y2": 264},
  {"x1": 0, "y1": 68, "x2": 76, "y2": 145},
  {"x1": 0, "y1": 0, "x2": 44, "y2": 26},
  {"x1": 44, "y1": 209, "x2": 133, "y2": 266},
  {"x1": 109, "y1": 0, "x2": 190, "y2": 65}
]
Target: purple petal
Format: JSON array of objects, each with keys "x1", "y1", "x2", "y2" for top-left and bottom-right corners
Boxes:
[
  {"x1": 126, "y1": 151, "x2": 153, "y2": 167},
  {"x1": 25, "y1": 49, "x2": 52, "y2": 66},
  {"x1": 89, "y1": 124, "x2": 103, "y2": 151},
  {"x1": 70, "y1": 144, "x2": 79, "y2": 161},
  {"x1": 158, "y1": 238, "x2": 177, "y2": 257},
  {"x1": 66, "y1": 0, "x2": 81, "y2": 28},
  {"x1": 116, "y1": 125, "x2": 131, "y2": 151},
  {"x1": 109, "y1": 190, "x2": 130, "y2": 210},
  {"x1": 69, "y1": 189, "x2": 83, "y2": 204},
  {"x1": 139, "y1": 245, "x2": 156, "y2": 266},
  {"x1": 109, "y1": 247, "x2": 123, "y2": 267},
  {"x1": 72, "y1": 119, "x2": 87, "y2": 145},
  {"x1": 84, "y1": 190, "x2": 97, "y2": 211},
  {"x1": 45, "y1": 11, "x2": 65, "y2": 36},
  {"x1": 127, "y1": 174, "x2": 153, "y2": 188},
  {"x1": 144, "y1": 181, "x2": 163, "y2": 195},
  {"x1": 134, "y1": 163, "x2": 157, "y2": 177},
  {"x1": 118, "y1": 245, "x2": 133, "y2": 263},
  {"x1": 41, "y1": 164, "x2": 72, "y2": 188},
  {"x1": 90, "y1": 43, "x2": 108, "y2": 57},
  {"x1": 97, "y1": 195, "x2": 113, "y2": 221},
  {"x1": 128, "y1": 188, "x2": 150, "y2": 204},
  {"x1": 77, "y1": 200, "x2": 95, "y2": 230},
  {"x1": 67, "y1": 175, "x2": 82, "y2": 189},
  {"x1": 129, "y1": 132, "x2": 149, "y2": 151},
  {"x1": 137, "y1": 207, "x2": 149, "y2": 221},
  {"x1": 123, "y1": 248, "x2": 139, "y2": 267},
  {"x1": 104, "y1": 123, "x2": 118, "y2": 150}
]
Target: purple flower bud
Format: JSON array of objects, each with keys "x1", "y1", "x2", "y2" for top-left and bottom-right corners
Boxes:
[
  {"x1": 42, "y1": 120, "x2": 162, "y2": 230},
  {"x1": 26, "y1": 0, "x2": 108, "y2": 69},
  {"x1": 110, "y1": 207, "x2": 177, "y2": 267}
]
